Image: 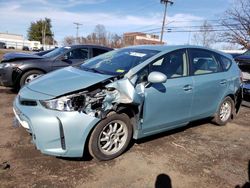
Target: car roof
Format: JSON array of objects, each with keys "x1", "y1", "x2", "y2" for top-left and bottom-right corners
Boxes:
[
  {"x1": 125, "y1": 45, "x2": 230, "y2": 57},
  {"x1": 67, "y1": 44, "x2": 113, "y2": 50},
  {"x1": 125, "y1": 45, "x2": 232, "y2": 78}
]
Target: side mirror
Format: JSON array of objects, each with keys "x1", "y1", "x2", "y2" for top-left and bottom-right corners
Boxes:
[
  {"x1": 148, "y1": 71, "x2": 167, "y2": 84},
  {"x1": 62, "y1": 54, "x2": 69, "y2": 60},
  {"x1": 61, "y1": 55, "x2": 72, "y2": 63}
]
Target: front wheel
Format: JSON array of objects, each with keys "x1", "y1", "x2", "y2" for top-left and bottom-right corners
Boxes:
[
  {"x1": 88, "y1": 113, "x2": 132, "y2": 161},
  {"x1": 212, "y1": 97, "x2": 234, "y2": 126},
  {"x1": 19, "y1": 70, "x2": 44, "y2": 88}
]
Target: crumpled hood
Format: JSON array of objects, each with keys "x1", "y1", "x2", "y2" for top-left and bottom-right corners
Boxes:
[
  {"x1": 2, "y1": 52, "x2": 43, "y2": 62},
  {"x1": 27, "y1": 66, "x2": 112, "y2": 96}
]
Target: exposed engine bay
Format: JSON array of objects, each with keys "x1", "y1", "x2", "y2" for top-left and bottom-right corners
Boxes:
[{"x1": 59, "y1": 77, "x2": 144, "y2": 119}]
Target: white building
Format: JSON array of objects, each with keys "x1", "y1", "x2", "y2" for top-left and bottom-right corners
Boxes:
[{"x1": 0, "y1": 32, "x2": 55, "y2": 50}]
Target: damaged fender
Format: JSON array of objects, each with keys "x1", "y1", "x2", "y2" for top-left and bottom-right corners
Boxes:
[{"x1": 104, "y1": 78, "x2": 144, "y2": 106}]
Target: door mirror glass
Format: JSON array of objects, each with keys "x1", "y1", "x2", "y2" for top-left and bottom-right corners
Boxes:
[
  {"x1": 148, "y1": 71, "x2": 167, "y2": 84},
  {"x1": 62, "y1": 54, "x2": 69, "y2": 60}
]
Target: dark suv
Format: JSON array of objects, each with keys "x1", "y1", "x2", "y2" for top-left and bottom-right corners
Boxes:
[
  {"x1": 0, "y1": 45, "x2": 113, "y2": 89},
  {"x1": 235, "y1": 50, "x2": 250, "y2": 75}
]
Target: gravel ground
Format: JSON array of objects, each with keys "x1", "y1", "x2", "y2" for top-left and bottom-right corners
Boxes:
[{"x1": 0, "y1": 86, "x2": 249, "y2": 188}]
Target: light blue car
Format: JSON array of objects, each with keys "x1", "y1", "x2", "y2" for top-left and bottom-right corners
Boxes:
[{"x1": 13, "y1": 45, "x2": 242, "y2": 160}]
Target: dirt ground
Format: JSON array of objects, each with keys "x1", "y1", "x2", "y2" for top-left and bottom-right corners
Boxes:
[
  {"x1": 0, "y1": 51, "x2": 250, "y2": 187},
  {"x1": 0, "y1": 86, "x2": 249, "y2": 188}
]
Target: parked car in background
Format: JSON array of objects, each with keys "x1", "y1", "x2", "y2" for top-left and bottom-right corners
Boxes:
[
  {"x1": 22, "y1": 46, "x2": 30, "y2": 51},
  {"x1": 0, "y1": 45, "x2": 113, "y2": 89},
  {"x1": 13, "y1": 45, "x2": 242, "y2": 161},
  {"x1": 234, "y1": 50, "x2": 250, "y2": 77},
  {"x1": 242, "y1": 80, "x2": 250, "y2": 102},
  {"x1": 0, "y1": 42, "x2": 6, "y2": 49},
  {"x1": 2, "y1": 48, "x2": 56, "y2": 62},
  {"x1": 34, "y1": 48, "x2": 56, "y2": 56}
]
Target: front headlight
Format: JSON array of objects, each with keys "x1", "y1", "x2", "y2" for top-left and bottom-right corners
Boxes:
[
  {"x1": 40, "y1": 94, "x2": 86, "y2": 111},
  {"x1": 0, "y1": 63, "x2": 12, "y2": 68},
  {"x1": 40, "y1": 97, "x2": 74, "y2": 111}
]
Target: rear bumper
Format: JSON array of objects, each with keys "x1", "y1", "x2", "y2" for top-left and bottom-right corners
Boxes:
[{"x1": 13, "y1": 93, "x2": 100, "y2": 157}]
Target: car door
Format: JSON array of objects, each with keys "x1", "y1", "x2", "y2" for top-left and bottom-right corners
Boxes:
[
  {"x1": 52, "y1": 47, "x2": 89, "y2": 70},
  {"x1": 188, "y1": 48, "x2": 229, "y2": 119},
  {"x1": 140, "y1": 49, "x2": 194, "y2": 136}
]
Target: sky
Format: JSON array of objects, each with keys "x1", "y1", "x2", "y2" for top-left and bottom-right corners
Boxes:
[{"x1": 0, "y1": 0, "x2": 234, "y2": 47}]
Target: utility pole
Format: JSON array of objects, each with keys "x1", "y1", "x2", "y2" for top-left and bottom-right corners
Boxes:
[
  {"x1": 73, "y1": 22, "x2": 82, "y2": 44},
  {"x1": 42, "y1": 22, "x2": 47, "y2": 50},
  {"x1": 160, "y1": 0, "x2": 173, "y2": 43}
]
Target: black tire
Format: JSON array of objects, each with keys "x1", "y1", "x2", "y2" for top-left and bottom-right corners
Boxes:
[
  {"x1": 212, "y1": 96, "x2": 234, "y2": 126},
  {"x1": 19, "y1": 70, "x2": 43, "y2": 88},
  {"x1": 88, "y1": 113, "x2": 132, "y2": 161}
]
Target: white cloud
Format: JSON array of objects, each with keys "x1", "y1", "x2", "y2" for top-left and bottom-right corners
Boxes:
[{"x1": 0, "y1": 1, "x2": 203, "y2": 45}]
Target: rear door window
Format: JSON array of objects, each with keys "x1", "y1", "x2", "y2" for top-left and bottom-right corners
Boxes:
[{"x1": 188, "y1": 49, "x2": 222, "y2": 75}]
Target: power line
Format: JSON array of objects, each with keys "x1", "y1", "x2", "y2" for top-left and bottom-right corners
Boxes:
[
  {"x1": 143, "y1": 28, "x2": 245, "y2": 35},
  {"x1": 127, "y1": 18, "x2": 234, "y2": 33},
  {"x1": 135, "y1": 23, "x2": 241, "y2": 33}
]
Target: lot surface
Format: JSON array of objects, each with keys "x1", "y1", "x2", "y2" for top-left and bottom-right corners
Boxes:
[{"x1": 0, "y1": 86, "x2": 249, "y2": 188}]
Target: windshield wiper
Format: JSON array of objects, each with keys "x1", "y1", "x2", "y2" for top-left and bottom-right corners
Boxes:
[{"x1": 81, "y1": 66, "x2": 105, "y2": 74}]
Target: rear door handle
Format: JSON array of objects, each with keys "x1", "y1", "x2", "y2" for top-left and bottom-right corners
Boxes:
[
  {"x1": 220, "y1": 79, "x2": 227, "y2": 85},
  {"x1": 183, "y1": 85, "x2": 193, "y2": 91}
]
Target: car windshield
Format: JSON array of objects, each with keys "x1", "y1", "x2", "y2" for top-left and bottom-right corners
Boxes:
[
  {"x1": 243, "y1": 50, "x2": 250, "y2": 56},
  {"x1": 42, "y1": 47, "x2": 70, "y2": 58},
  {"x1": 80, "y1": 48, "x2": 159, "y2": 75}
]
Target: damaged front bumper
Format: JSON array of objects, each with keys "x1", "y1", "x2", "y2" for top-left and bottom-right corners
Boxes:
[
  {"x1": 0, "y1": 66, "x2": 14, "y2": 87},
  {"x1": 13, "y1": 88, "x2": 101, "y2": 157}
]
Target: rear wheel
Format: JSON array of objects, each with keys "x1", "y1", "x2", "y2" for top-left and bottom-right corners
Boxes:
[
  {"x1": 212, "y1": 97, "x2": 234, "y2": 125},
  {"x1": 88, "y1": 113, "x2": 132, "y2": 161},
  {"x1": 19, "y1": 70, "x2": 43, "y2": 87}
]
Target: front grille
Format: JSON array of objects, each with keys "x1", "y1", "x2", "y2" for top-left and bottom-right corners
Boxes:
[
  {"x1": 20, "y1": 100, "x2": 37, "y2": 106},
  {"x1": 19, "y1": 96, "x2": 37, "y2": 106}
]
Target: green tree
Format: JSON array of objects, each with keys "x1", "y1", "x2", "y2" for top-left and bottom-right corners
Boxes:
[{"x1": 27, "y1": 18, "x2": 55, "y2": 45}]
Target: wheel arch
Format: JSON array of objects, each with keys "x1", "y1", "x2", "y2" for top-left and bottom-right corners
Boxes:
[
  {"x1": 82, "y1": 104, "x2": 139, "y2": 159},
  {"x1": 13, "y1": 68, "x2": 47, "y2": 87},
  {"x1": 215, "y1": 90, "x2": 241, "y2": 120}
]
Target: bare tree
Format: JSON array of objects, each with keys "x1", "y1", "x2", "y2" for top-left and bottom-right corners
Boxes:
[
  {"x1": 221, "y1": 0, "x2": 250, "y2": 49},
  {"x1": 62, "y1": 24, "x2": 123, "y2": 48},
  {"x1": 192, "y1": 20, "x2": 216, "y2": 48},
  {"x1": 94, "y1": 24, "x2": 107, "y2": 46},
  {"x1": 62, "y1": 36, "x2": 75, "y2": 46},
  {"x1": 109, "y1": 33, "x2": 122, "y2": 48}
]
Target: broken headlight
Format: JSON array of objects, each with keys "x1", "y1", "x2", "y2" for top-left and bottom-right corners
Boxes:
[
  {"x1": 40, "y1": 94, "x2": 85, "y2": 111},
  {"x1": 0, "y1": 63, "x2": 12, "y2": 68}
]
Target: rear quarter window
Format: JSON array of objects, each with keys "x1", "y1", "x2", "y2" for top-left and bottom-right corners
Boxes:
[{"x1": 219, "y1": 56, "x2": 232, "y2": 71}]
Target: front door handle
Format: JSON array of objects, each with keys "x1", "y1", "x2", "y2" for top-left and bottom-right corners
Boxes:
[
  {"x1": 220, "y1": 79, "x2": 227, "y2": 85},
  {"x1": 183, "y1": 85, "x2": 193, "y2": 91}
]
